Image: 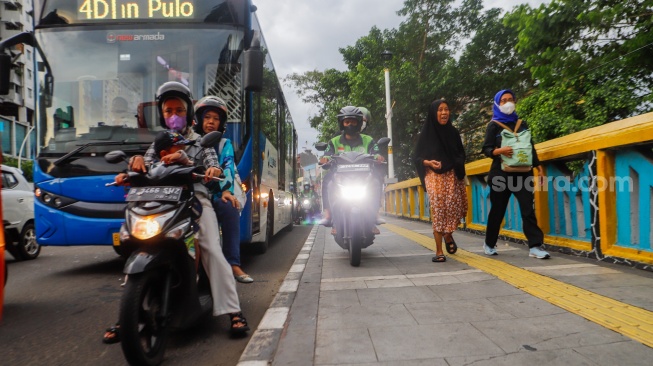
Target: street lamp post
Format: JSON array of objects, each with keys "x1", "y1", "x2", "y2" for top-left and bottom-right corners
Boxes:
[{"x1": 381, "y1": 50, "x2": 397, "y2": 184}]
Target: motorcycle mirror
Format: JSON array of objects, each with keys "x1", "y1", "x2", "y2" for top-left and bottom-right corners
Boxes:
[
  {"x1": 315, "y1": 142, "x2": 328, "y2": 152},
  {"x1": 200, "y1": 131, "x2": 223, "y2": 148},
  {"x1": 105, "y1": 150, "x2": 128, "y2": 163},
  {"x1": 377, "y1": 137, "x2": 391, "y2": 147}
]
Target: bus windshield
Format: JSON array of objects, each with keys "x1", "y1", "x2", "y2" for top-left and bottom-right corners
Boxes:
[{"x1": 35, "y1": 26, "x2": 245, "y2": 156}]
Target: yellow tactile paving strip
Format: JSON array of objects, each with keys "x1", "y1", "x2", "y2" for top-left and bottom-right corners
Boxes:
[{"x1": 384, "y1": 223, "x2": 653, "y2": 348}]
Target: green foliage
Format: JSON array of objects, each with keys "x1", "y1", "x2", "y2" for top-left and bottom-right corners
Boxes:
[
  {"x1": 2, "y1": 155, "x2": 34, "y2": 182},
  {"x1": 286, "y1": 0, "x2": 653, "y2": 180}
]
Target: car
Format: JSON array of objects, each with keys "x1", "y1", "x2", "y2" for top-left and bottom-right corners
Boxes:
[{"x1": 2, "y1": 164, "x2": 38, "y2": 260}]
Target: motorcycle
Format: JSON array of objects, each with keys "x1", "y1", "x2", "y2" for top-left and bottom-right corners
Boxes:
[
  {"x1": 105, "y1": 131, "x2": 222, "y2": 366},
  {"x1": 315, "y1": 137, "x2": 390, "y2": 266},
  {"x1": 297, "y1": 195, "x2": 317, "y2": 224}
]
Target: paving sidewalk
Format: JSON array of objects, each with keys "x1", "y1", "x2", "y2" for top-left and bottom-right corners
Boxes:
[{"x1": 238, "y1": 217, "x2": 653, "y2": 366}]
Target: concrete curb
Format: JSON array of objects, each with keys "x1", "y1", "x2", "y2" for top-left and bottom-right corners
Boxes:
[{"x1": 237, "y1": 225, "x2": 319, "y2": 366}]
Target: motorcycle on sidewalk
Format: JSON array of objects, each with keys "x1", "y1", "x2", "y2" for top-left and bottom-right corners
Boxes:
[
  {"x1": 315, "y1": 137, "x2": 390, "y2": 266},
  {"x1": 297, "y1": 197, "x2": 317, "y2": 224},
  {"x1": 105, "y1": 131, "x2": 222, "y2": 366}
]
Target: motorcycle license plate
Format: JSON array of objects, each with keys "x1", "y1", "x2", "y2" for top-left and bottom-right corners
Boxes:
[
  {"x1": 126, "y1": 186, "x2": 183, "y2": 202},
  {"x1": 337, "y1": 164, "x2": 370, "y2": 172}
]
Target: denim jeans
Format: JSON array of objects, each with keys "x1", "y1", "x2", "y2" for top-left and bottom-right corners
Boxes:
[{"x1": 213, "y1": 197, "x2": 241, "y2": 266}]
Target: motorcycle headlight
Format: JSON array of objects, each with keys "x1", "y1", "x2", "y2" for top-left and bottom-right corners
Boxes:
[
  {"x1": 339, "y1": 183, "x2": 367, "y2": 201},
  {"x1": 128, "y1": 210, "x2": 176, "y2": 240},
  {"x1": 303, "y1": 199, "x2": 310, "y2": 205},
  {"x1": 165, "y1": 219, "x2": 191, "y2": 240}
]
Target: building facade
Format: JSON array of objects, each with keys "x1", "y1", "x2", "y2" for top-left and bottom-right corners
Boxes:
[{"x1": 0, "y1": 0, "x2": 35, "y2": 161}]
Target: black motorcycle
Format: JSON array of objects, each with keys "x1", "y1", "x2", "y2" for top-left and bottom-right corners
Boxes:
[
  {"x1": 316, "y1": 137, "x2": 390, "y2": 266},
  {"x1": 297, "y1": 195, "x2": 318, "y2": 224},
  {"x1": 105, "y1": 131, "x2": 222, "y2": 366}
]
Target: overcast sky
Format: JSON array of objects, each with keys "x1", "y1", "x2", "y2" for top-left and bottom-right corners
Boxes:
[{"x1": 254, "y1": 0, "x2": 547, "y2": 153}]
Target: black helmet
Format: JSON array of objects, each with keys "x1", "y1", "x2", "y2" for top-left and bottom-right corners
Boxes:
[
  {"x1": 304, "y1": 183, "x2": 310, "y2": 190},
  {"x1": 358, "y1": 106, "x2": 371, "y2": 132},
  {"x1": 337, "y1": 106, "x2": 363, "y2": 132},
  {"x1": 194, "y1": 96, "x2": 229, "y2": 134},
  {"x1": 155, "y1": 81, "x2": 194, "y2": 129}
]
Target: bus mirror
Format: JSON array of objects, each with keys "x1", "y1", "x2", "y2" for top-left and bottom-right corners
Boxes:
[
  {"x1": 105, "y1": 150, "x2": 127, "y2": 164},
  {"x1": 201, "y1": 131, "x2": 223, "y2": 148},
  {"x1": 0, "y1": 54, "x2": 11, "y2": 95},
  {"x1": 315, "y1": 142, "x2": 328, "y2": 152},
  {"x1": 244, "y1": 47, "x2": 263, "y2": 92},
  {"x1": 43, "y1": 73, "x2": 54, "y2": 107}
]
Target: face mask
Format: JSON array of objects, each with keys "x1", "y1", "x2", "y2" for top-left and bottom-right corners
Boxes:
[
  {"x1": 499, "y1": 102, "x2": 516, "y2": 115},
  {"x1": 343, "y1": 125, "x2": 359, "y2": 135},
  {"x1": 165, "y1": 114, "x2": 186, "y2": 132}
]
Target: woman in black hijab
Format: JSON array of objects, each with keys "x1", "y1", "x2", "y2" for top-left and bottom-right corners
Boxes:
[{"x1": 413, "y1": 99, "x2": 467, "y2": 262}]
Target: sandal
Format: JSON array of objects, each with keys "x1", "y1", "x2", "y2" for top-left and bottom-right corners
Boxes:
[
  {"x1": 444, "y1": 235, "x2": 458, "y2": 254},
  {"x1": 432, "y1": 254, "x2": 447, "y2": 263},
  {"x1": 103, "y1": 324, "x2": 121, "y2": 344},
  {"x1": 229, "y1": 312, "x2": 250, "y2": 336},
  {"x1": 331, "y1": 227, "x2": 336, "y2": 235}
]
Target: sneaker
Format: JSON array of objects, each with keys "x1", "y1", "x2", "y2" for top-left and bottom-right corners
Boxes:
[
  {"x1": 529, "y1": 246, "x2": 551, "y2": 259},
  {"x1": 318, "y1": 216, "x2": 332, "y2": 227},
  {"x1": 483, "y1": 242, "x2": 498, "y2": 256}
]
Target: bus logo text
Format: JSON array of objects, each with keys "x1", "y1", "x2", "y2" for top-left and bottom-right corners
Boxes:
[{"x1": 107, "y1": 32, "x2": 165, "y2": 42}]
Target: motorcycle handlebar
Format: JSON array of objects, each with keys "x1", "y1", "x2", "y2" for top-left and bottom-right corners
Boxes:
[{"x1": 192, "y1": 173, "x2": 225, "y2": 181}]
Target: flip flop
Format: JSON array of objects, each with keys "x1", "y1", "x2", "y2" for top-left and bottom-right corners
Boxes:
[
  {"x1": 432, "y1": 254, "x2": 447, "y2": 263},
  {"x1": 445, "y1": 236, "x2": 458, "y2": 254},
  {"x1": 102, "y1": 324, "x2": 120, "y2": 344},
  {"x1": 229, "y1": 312, "x2": 250, "y2": 337}
]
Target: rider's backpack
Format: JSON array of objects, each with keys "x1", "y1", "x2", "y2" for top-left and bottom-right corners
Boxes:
[{"x1": 493, "y1": 119, "x2": 533, "y2": 173}]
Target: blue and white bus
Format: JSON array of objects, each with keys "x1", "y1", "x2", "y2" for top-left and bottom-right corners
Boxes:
[{"x1": 0, "y1": 0, "x2": 297, "y2": 254}]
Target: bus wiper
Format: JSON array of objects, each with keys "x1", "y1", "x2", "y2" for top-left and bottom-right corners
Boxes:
[{"x1": 54, "y1": 141, "x2": 150, "y2": 166}]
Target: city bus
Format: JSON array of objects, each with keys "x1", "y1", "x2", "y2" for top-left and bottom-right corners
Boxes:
[{"x1": 0, "y1": 0, "x2": 297, "y2": 254}]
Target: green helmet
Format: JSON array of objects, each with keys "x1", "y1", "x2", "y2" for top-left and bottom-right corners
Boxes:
[{"x1": 358, "y1": 107, "x2": 371, "y2": 132}]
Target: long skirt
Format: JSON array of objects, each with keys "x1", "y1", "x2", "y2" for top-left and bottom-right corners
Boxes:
[{"x1": 424, "y1": 169, "x2": 468, "y2": 234}]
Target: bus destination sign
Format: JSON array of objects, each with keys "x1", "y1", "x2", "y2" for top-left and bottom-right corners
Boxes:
[{"x1": 78, "y1": 0, "x2": 195, "y2": 21}]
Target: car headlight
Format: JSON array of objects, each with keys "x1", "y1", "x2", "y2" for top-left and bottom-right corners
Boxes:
[
  {"x1": 128, "y1": 210, "x2": 176, "y2": 240},
  {"x1": 339, "y1": 183, "x2": 367, "y2": 201}
]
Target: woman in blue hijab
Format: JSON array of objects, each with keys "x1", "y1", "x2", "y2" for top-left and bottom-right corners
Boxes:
[{"x1": 480, "y1": 89, "x2": 550, "y2": 259}]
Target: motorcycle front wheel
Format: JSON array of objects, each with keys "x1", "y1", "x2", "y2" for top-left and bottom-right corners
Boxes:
[
  {"x1": 347, "y1": 211, "x2": 363, "y2": 267},
  {"x1": 120, "y1": 271, "x2": 171, "y2": 366}
]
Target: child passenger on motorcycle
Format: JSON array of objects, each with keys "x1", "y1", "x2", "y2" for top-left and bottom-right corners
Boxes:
[
  {"x1": 113, "y1": 130, "x2": 193, "y2": 185},
  {"x1": 318, "y1": 106, "x2": 385, "y2": 235},
  {"x1": 104, "y1": 82, "x2": 249, "y2": 344}
]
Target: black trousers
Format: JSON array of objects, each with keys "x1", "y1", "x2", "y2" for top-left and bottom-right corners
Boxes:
[{"x1": 485, "y1": 173, "x2": 544, "y2": 248}]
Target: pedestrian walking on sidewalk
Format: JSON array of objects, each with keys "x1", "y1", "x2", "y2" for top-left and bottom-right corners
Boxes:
[
  {"x1": 413, "y1": 98, "x2": 468, "y2": 263},
  {"x1": 480, "y1": 89, "x2": 550, "y2": 259}
]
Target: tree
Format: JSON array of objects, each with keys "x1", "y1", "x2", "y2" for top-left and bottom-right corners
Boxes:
[
  {"x1": 506, "y1": 0, "x2": 653, "y2": 141},
  {"x1": 286, "y1": 0, "x2": 653, "y2": 180}
]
